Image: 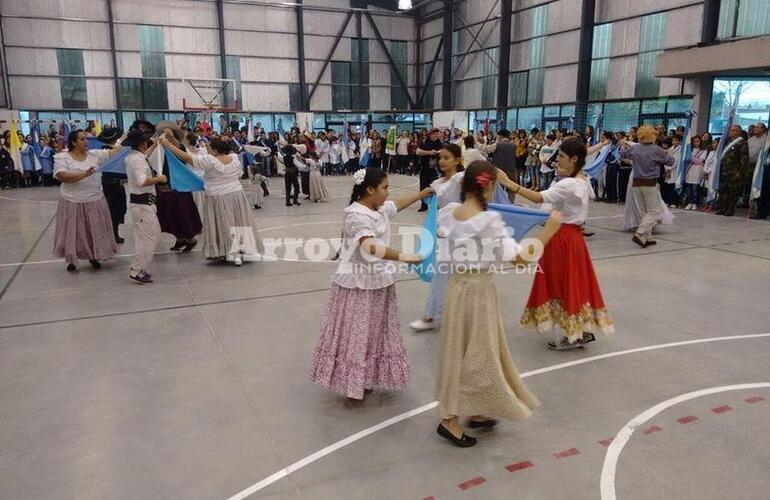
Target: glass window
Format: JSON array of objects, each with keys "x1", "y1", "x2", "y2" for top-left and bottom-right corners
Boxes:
[
  {"x1": 561, "y1": 105, "x2": 575, "y2": 118},
  {"x1": 390, "y1": 41, "x2": 408, "y2": 110},
  {"x1": 118, "y1": 78, "x2": 143, "y2": 109},
  {"x1": 60, "y1": 77, "x2": 88, "y2": 109},
  {"x1": 225, "y1": 55, "x2": 241, "y2": 108},
  {"x1": 481, "y1": 47, "x2": 498, "y2": 109},
  {"x1": 667, "y1": 97, "x2": 692, "y2": 113},
  {"x1": 331, "y1": 61, "x2": 351, "y2": 110},
  {"x1": 641, "y1": 98, "x2": 666, "y2": 114},
  {"x1": 351, "y1": 38, "x2": 370, "y2": 110},
  {"x1": 590, "y1": 58, "x2": 609, "y2": 100},
  {"x1": 718, "y1": 0, "x2": 770, "y2": 39},
  {"x1": 249, "y1": 114, "x2": 273, "y2": 132},
  {"x1": 635, "y1": 51, "x2": 662, "y2": 98},
  {"x1": 603, "y1": 101, "x2": 640, "y2": 132},
  {"x1": 56, "y1": 49, "x2": 85, "y2": 76},
  {"x1": 710, "y1": 77, "x2": 770, "y2": 133},
  {"x1": 528, "y1": 68, "x2": 544, "y2": 105},
  {"x1": 505, "y1": 109, "x2": 517, "y2": 131},
  {"x1": 509, "y1": 71, "x2": 527, "y2": 107},
  {"x1": 289, "y1": 83, "x2": 303, "y2": 112},
  {"x1": 543, "y1": 106, "x2": 560, "y2": 117},
  {"x1": 142, "y1": 79, "x2": 168, "y2": 110},
  {"x1": 635, "y1": 12, "x2": 667, "y2": 98},
  {"x1": 517, "y1": 107, "x2": 542, "y2": 130}
]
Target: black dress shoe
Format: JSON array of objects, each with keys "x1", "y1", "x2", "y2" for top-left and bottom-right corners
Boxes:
[
  {"x1": 253, "y1": 204, "x2": 262, "y2": 209},
  {"x1": 286, "y1": 201, "x2": 293, "y2": 206},
  {"x1": 418, "y1": 207, "x2": 428, "y2": 212},
  {"x1": 115, "y1": 235, "x2": 125, "y2": 244},
  {"x1": 466, "y1": 419, "x2": 498, "y2": 429},
  {"x1": 89, "y1": 259, "x2": 101, "y2": 269},
  {"x1": 182, "y1": 239, "x2": 197, "y2": 253},
  {"x1": 436, "y1": 424, "x2": 477, "y2": 447},
  {"x1": 170, "y1": 240, "x2": 185, "y2": 251},
  {"x1": 66, "y1": 264, "x2": 77, "y2": 272},
  {"x1": 293, "y1": 200, "x2": 301, "y2": 206}
]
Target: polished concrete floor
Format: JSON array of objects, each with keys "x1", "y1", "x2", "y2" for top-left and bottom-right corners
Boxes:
[{"x1": 1, "y1": 175, "x2": 769, "y2": 500}]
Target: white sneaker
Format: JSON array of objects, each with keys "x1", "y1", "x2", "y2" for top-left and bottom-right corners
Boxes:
[
  {"x1": 409, "y1": 319, "x2": 435, "y2": 332},
  {"x1": 234, "y1": 255, "x2": 243, "y2": 266}
]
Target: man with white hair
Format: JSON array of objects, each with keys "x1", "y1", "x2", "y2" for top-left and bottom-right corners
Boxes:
[{"x1": 750, "y1": 123, "x2": 770, "y2": 220}]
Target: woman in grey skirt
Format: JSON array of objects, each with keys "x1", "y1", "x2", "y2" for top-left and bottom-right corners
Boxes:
[{"x1": 160, "y1": 132, "x2": 264, "y2": 265}]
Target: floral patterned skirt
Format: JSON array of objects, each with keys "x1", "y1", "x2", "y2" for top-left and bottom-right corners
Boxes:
[
  {"x1": 521, "y1": 224, "x2": 614, "y2": 342},
  {"x1": 310, "y1": 283, "x2": 410, "y2": 399}
]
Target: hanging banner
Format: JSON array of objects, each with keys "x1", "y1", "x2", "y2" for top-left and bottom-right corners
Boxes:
[{"x1": 385, "y1": 126, "x2": 397, "y2": 155}]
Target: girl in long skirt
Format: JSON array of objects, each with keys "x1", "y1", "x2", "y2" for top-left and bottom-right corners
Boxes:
[
  {"x1": 409, "y1": 143, "x2": 464, "y2": 333},
  {"x1": 435, "y1": 161, "x2": 561, "y2": 447},
  {"x1": 161, "y1": 133, "x2": 264, "y2": 265},
  {"x1": 497, "y1": 138, "x2": 615, "y2": 350},
  {"x1": 53, "y1": 130, "x2": 123, "y2": 272},
  {"x1": 307, "y1": 152, "x2": 329, "y2": 202},
  {"x1": 311, "y1": 168, "x2": 433, "y2": 400}
]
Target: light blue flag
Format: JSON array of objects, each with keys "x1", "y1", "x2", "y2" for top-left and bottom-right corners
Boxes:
[
  {"x1": 62, "y1": 121, "x2": 71, "y2": 140},
  {"x1": 98, "y1": 147, "x2": 130, "y2": 174},
  {"x1": 751, "y1": 138, "x2": 770, "y2": 200},
  {"x1": 87, "y1": 137, "x2": 103, "y2": 150},
  {"x1": 489, "y1": 202, "x2": 550, "y2": 239},
  {"x1": 494, "y1": 182, "x2": 511, "y2": 204},
  {"x1": 359, "y1": 147, "x2": 370, "y2": 168},
  {"x1": 412, "y1": 194, "x2": 438, "y2": 282},
  {"x1": 583, "y1": 144, "x2": 613, "y2": 179},
  {"x1": 166, "y1": 149, "x2": 204, "y2": 192},
  {"x1": 592, "y1": 114, "x2": 603, "y2": 145},
  {"x1": 676, "y1": 110, "x2": 694, "y2": 194},
  {"x1": 707, "y1": 107, "x2": 735, "y2": 203}
]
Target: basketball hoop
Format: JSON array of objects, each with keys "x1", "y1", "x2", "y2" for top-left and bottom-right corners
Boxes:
[{"x1": 182, "y1": 78, "x2": 239, "y2": 113}]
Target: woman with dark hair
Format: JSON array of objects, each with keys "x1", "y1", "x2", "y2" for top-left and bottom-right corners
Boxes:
[
  {"x1": 160, "y1": 133, "x2": 264, "y2": 265},
  {"x1": 311, "y1": 168, "x2": 433, "y2": 400},
  {"x1": 498, "y1": 138, "x2": 615, "y2": 350},
  {"x1": 52, "y1": 129, "x2": 125, "y2": 272},
  {"x1": 152, "y1": 123, "x2": 202, "y2": 253},
  {"x1": 514, "y1": 129, "x2": 528, "y2": 185},
  {"x1": 434, "y1": 161, "x2": 561, "y2": 446}
]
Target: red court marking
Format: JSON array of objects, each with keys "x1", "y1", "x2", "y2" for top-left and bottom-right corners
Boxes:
[
  {"x1": 642, "y1": 425, "x2": 663, "y2": 435},
  {"x1": 711, "y1": 405, "x2": 733, "y2": 414},
  {"x1": 745, "y1": 396, "x2": 765, "y2": 404},
  {"x1": 554, "y1": 448, "x2": 581, "y2": 459},
  {"x1": 457, "y1": 477, "x2": 486, "y2": 491},
  {"x1": 506, "y1": 461, "x2": 534, "y2": 473},
  {"x1": 598, "y1": 438, "x2": 614, "y2": 447},
  {"x1": 677, "y1": 416, "x2": 699, "y2": 424}
]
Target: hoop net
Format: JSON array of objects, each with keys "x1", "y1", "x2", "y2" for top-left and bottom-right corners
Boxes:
[{"x1": 182, "y1": 78, "x2": 239, "y2": 113}]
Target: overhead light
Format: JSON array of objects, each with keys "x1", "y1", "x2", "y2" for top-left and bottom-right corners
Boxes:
[{"x1": 399, "y1": 0, "x2": 413, "y2": 9}]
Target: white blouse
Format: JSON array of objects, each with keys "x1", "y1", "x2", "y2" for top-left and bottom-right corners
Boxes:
[
  {"x1": 437, "y1": 203, "x2": 521, "y2": 270},
  {"x1": 334, "y1": 200, "x2": 399, "y2": 290},
  {"x1": 463, "y1": 148, "x2": 486, "y2": 166},
  {"x1": 54, "y1": 150, "x2": 110, "y2": 203},
  {"x1": 125, "y1": 150, "x2": 155, "y2": 196},
  {"x1": 191, "y1": 153, "x2": 243, "y2": 196},
  {"x1": 685, "y1": 148, "x2": 708, "y2": 184},
  {"x1": 539, "y1": 176, "x2": 589, "y2": 225},
  {"x1": 430, "y1": 171, "x2": 464, "y2": 208}
]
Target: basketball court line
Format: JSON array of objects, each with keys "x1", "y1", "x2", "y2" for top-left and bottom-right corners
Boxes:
[{"x1": 224, "y1": 332, "x2": 770, "y2": 500}]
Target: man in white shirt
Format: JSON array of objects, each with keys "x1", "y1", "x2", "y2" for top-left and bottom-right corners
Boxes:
[
  {"x1": 123, "y1": 129, "x2": 168, "y2": 284},
  {"x1": 395, "y1": 131, "x2": 410, "y2": 174}
]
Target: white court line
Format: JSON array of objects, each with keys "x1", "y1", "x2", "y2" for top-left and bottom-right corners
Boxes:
[
  {"x1": 0, "y1": 194, "x2": 58, "y2": 204},
  {"x1": 600, "y1": 382, "x2": 770, "y2": 500},
  {"x1": 224, "y1": 332, "x2": 770, "y2": 500}
]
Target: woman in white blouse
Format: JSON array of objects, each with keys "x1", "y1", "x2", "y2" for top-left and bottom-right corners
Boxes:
[
  {"x1": 53, "y1": 129, "x2": 125, "y2": 272},
  {"x1": 161, "y1": 133, "x2": 264, "y2": 266}
]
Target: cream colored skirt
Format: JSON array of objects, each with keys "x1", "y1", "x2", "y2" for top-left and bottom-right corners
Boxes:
[{"x1": 437, "y1": 271, "x2": 540, "y2": 420}]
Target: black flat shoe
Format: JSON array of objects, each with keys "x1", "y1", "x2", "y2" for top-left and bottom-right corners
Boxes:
[
  {"x1": 466, "y1": 419, "x2": 498, "y2": 429},
  {"x1": 182, "y1": 239, "x2": 197, "y2": 253},
  {"x1": 170, "y1": 240, "x2": 185, "y2": 251},
  {"x1": 66, "y1": 264, "x2": 77, "y2": 272},
  {"x1": 253, "y1": 204, "x2": 262, "y2": 209},
  {"x1": 436, "y1": 424, "x2": 477, "y2": 447},
  {"x1": 115, "y1": 235, "x2": 125, "y2": 244},
  {"x1": 286, "y1": 201, "x2": 293, "y2": 206},
  {"x1": 89, "y1": 259, "x2": 101, "y2": 269}
]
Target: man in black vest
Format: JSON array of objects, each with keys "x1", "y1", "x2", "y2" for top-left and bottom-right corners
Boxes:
[
  {"x1": 489, "y1": 129, "x2": 517, "y2": 203},
  {"x1": 416, "y1": 128, "x2": 443, "y2": 211}
]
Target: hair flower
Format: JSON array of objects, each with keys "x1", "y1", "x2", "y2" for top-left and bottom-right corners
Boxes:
[
  {"x1": 353, "y1": 169, "x2": 367, "y2": 185},
  {"x1": 475, "y1": 171, "x2": 493, "y2": 188}
]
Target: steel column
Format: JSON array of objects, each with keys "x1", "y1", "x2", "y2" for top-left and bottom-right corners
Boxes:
[
  {"x1": 355, "y1": 11, "x2": 364, "y2": 110},
  {"x1": 700, "y1": 0, "x2": 721, "y2": 44},
  {"x1": 216, "y1": 0, "x2": 230, "y2": 118},
  {"x1": 307, "y1": 11, "x2": 354, "y2": 102},
  {"x1": 574, "y1": 0, "x2": 596, "y2": 131},
  {"x1": 295, "y1": 0, "x2": 308, "y2": 110},
  {"x1": 364, "y1": 12, "x2": 415, "y2": 109},
  {"x1": 441, "y1": 0, "x2": 453, "y2": 110},
  {"x1": 416, "y1": 20, "x2": 422, "y2": 109},
  {"x1": 106, "y1": 0, "x2": 121, "y2": 123},
  {"x1": 497, "y1": 0, "x2": 512, "y2": 116}
]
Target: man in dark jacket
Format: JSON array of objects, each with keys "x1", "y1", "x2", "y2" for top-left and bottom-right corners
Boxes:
[{"x1": 717, "y1": 125, "x2": 750, "y2": 216}]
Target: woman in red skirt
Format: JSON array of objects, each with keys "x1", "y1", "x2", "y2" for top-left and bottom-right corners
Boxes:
[{"x1": 497, "y1": 137, "x2": 614, "y2": 350}]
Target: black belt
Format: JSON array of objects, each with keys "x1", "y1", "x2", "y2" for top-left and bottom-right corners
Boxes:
[{"x1": 130, "y1": 193, "x2": 156, "y2": 205}]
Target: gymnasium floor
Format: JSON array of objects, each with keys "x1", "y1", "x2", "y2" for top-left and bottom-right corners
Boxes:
[{"x1": 1, "y1": 174, "x2": 769, "y2": 500}]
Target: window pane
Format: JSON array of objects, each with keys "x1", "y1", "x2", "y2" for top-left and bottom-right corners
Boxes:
[
  {"x1": 592, "y1": 23, "x2": 613, "y2": 59},
  {"x1": 250, "y1": 114, "x2": 273, "y2": 131},
  {"x1": 289, "y1": 83, "x2": 303, "y2": 112},
  {"x1": 331, "y1": 62, "x2": 351, "y2": 110},
  {"x1": 142, "y1": 79, "x2": 168, "y2": 109},
  {"x1": 60, "y1": 77, "x2": 88, "y2": 109},
  {"x1": 561, "y1": 104, "x2": 575, "y2": 117},
  {"x1": 710, "y1": 77, "x2": 770, "y2": 133},
  {"x1": 667, "y1": 97, "x2": 692, "y2": 113},
  {"x1": 118, "y1": 78, "x2": 143, "y2": 109},
  {"x1": 390, "y1": 41, "x2": 408, "y2": 110},
  {"x1": 543, "y1": 106, "x2": 560, "y2": 117},
  {"x1": 505, "y1": 109, "x2": 517, "y2": 131},
  {"x1": 589, "y1": 58, "x2": 609, "y2": 100},
  {"x1": 531, "y1": 5, "x2": 548, "y2": 38},
  {"x1": 138, "y1": 25, "x2": 165, "y2": 52},
  {"x1": 735, "y1": 0, "x2": 770, "y2": 37},
  {"x1": 225, "y1": 55, "x2": 241, "y2": 108},
  {"x1": 509, "y1": 71, "x2": 527, "y2": 107},
  {"x1": 56, "y1": 48, "x2": 85, "y2": 76},
  {"x1": 639, "y1": 12, "x2": 668, "y2": 52},
  {"x1": 273, "y1": 114, "x2": 294, "y2": 134},
  {"x1": 635, "y1": 51, "x2": 662, "y2": 98},
  {"x1": 481, "y1": 47, "x2": 498, "y2": 109},
  {"x1": 528, "y1": 68, "x2": 544, "y2": 105},
  {"x1": 642, "y1": 98, "x2": 666, "y2": 114},
  {"x1": 517, "y1": 107, "x2": 542, "y2": 130},
  {"x1": 603, "y1": 101, "x2": 640, "y2": 132}
]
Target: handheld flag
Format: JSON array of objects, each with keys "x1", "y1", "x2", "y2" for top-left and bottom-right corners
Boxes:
[
  {"x1": 166, "y1": 150, "x2": 204, "y2": 192},
  {"x1": 583, "y1": 144, "x2": 613, "y2": 179},
  {"x1": 489, "y1": 203, "x2": 550, "y2": 239},
  {"x1": 412, "y1": 195, "x2": 438, "y2": 282},
  {"x1": 247, "y1": 119, "x2": 255, "y2": 143},
  {"x1": 592, "y1": 113, "x2": 603, "y2": 145},
  {"x1": 707, "y1": 107, "x2": 735, "y2": 203},
  {"x1": 87, "y1": 136, "x2": 104, "y2": 150},
  {"x1": 675, "y1": 110, "x2": 695, "y2": 194},
  {"x1": 32, "y1": 123, "x2": 43, "y2": 171},
  {"x1": 385, "y1": 126, "x2": 397, "y2": 155},
  {"x1": 751, "y1": 133, "x2": 770, "y2": 201},
  {"x1": 96, "y1": 147, "x2": 130, "y2": 174},
  {"x1": 9, "y1": 120, "x2": 23, "y2": 172},
  {"x1": 94, "y1": 119, "x2": 102, "y2": 137},
  {"x1": 494, "y1": 182, "x2": 511, "y2": 204}
]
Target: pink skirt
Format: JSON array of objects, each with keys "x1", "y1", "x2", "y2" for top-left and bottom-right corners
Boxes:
[
  {"x1": 53, "y1": 196, "x2": 117, "y2": 265},
  {"x1": 311, "y1": 283, "x2": 410, "y2": 399}
]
